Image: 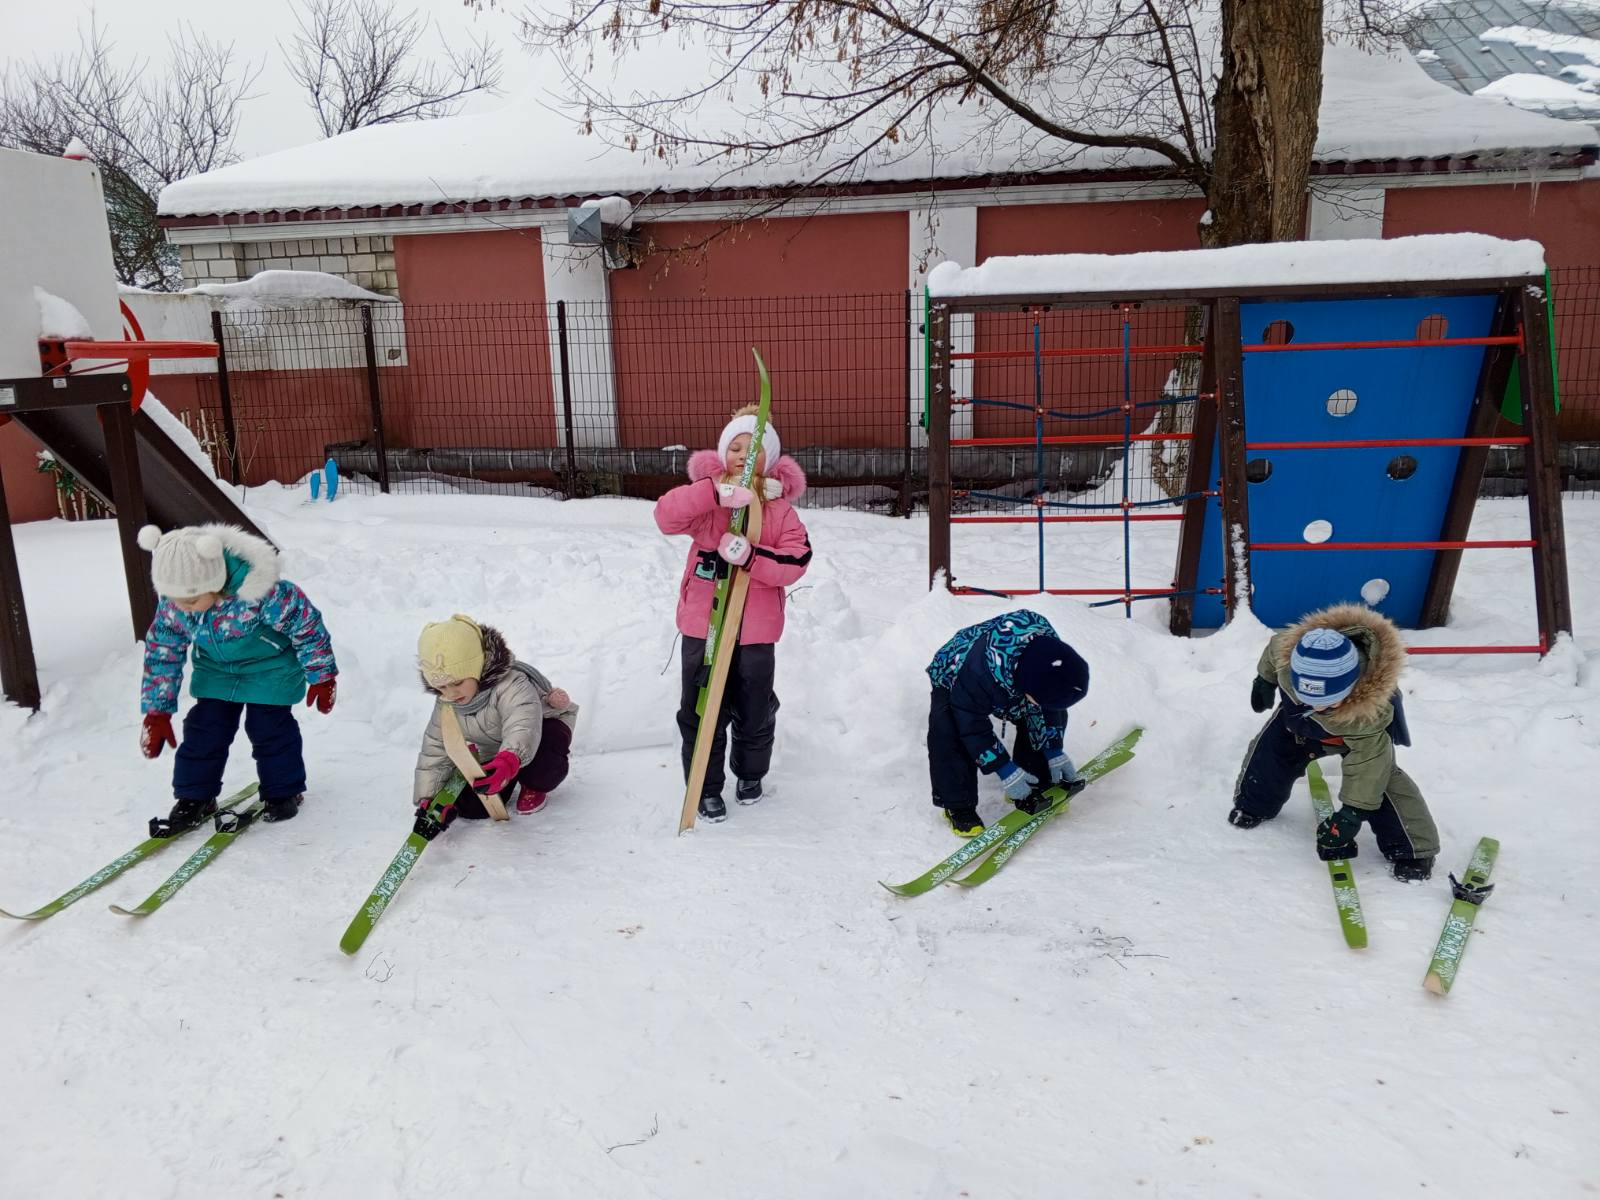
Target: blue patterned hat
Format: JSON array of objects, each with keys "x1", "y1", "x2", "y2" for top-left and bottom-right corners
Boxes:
[{"x1": 1289, "y1": 628, "x2": 1361, "y2": 708}]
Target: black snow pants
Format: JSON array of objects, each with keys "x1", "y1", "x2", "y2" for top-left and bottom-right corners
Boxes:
[
  {"x1": 677, "y1": 636, "x2": 778, "y2": 799},
  {"x1": 927, "y1": 685, "x2": 1051, "y2": 817},
  {"x1": 1232, "y1": 702, "x2": 1438, "y2": 859}
]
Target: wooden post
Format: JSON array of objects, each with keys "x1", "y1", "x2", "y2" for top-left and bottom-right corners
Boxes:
[
  {"x1": 1211, "y1": 297, "x2": 1252, "y2": 622},
  {"x1": 210, "y1": 309, "x2": 241, "y2": 486},
  {"x1": 556, "y1": 300, "x2": 578, "y2": 494},
  {"x1": 360, "y1": 305, "x2": 391, "y2": 494},
  {"x1": 1418, "y1": 294, "x2": 1519, "y2": 628},
  {"x1": 1169, "y1": 302, "x2": 1217, "y2": 636},
  {"x1": 926, "y1": 302, "x2": 953, "y2": 588},
  {"x1": 101, "y1": 397, "x2": 156, "y2": 638},
  {"x1": 0, "y1": 458, "x2": 42, "y2": 711},
  {"x1": 1516, "y1": 280, "x2": 1574, "y2": 647}
]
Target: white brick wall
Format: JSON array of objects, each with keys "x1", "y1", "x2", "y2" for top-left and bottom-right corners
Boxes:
[{"x1": 176, "y1": 234, "x2": 398, "y2": 295}]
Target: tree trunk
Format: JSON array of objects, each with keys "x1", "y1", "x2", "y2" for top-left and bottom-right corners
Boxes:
[
  {"x1": 1155, "y1": 0, "x2": 1323, "y2": 495},
  {"x1": 1204, "y1": 0, "x2": 1324, "y2": 249}
]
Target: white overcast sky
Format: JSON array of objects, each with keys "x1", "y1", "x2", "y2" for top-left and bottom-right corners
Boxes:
[{"x1": 0, "y1": 0, "x2": 548, "y2": 160}]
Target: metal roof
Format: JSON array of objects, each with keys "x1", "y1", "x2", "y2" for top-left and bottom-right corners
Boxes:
[{"x1": 1408, "y1": 0, "x2": 1600, "y2": 123}]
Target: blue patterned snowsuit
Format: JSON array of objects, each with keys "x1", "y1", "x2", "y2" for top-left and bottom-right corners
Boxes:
[{"x1": 925, "y1": 610, "x2": 1072, "y2": 814}]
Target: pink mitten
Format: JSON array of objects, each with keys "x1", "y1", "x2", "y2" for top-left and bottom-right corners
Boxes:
[
  {"x1": 718, "y1": 532, "x2": 752, "y2": 566},
  {"x1": 474, "y1": 749, "x2": 521, "y2": 794},
  {"x1": 546, "y1": 687, "x2": 571, "y2": 710},
  {"x1": 717, "y1": 482, "x2": 755, "y2": 509}
]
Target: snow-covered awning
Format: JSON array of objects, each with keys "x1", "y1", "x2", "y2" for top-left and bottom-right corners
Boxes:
[{"x1": 926, "y1": 234, "x2": 1547, "y2": 300}]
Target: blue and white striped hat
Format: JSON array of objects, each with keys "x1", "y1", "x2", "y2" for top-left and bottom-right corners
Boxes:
[{"x1": 1289, "y1": 628, "x2": 1361, "y2": 708}]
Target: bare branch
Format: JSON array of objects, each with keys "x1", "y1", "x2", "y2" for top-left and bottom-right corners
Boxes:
[
  {"x1": 0, "y1": 18, "x2": 258, "y2": 288},
  {"x1": 284, "y1": 0, "x2": 505, "y2": 137}
]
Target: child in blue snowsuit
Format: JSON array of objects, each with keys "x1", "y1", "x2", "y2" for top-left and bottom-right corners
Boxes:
[
  {"x1": 925, "y1": 610, "x2": 1090, "y2": 837},
  {"x1": 136, "y1": 523, "x2": 337, "y2": 832}
]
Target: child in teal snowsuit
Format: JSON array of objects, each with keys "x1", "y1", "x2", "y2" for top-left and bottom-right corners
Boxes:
[{"x1": 136, "y1": 523, "x2": 337, "y2": 831}]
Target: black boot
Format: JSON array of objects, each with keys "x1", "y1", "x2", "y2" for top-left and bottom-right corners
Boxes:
[
  {"x1": 698, "y1": 794, "x2": 727, "y2": 823},
  {"x1": 734, "y1": 778, "x2": 763, "y2": 806},
  {"x1": 1227, "y1": 807, "x2": 1263, "y2": 830},
  {"x1": 150, "y1": 796, "x2": 218, "y2": 838},
  {"x1": 1391, "y1": 855, "x2": 1434, "y2": 882},
  {"x1": 942, "y1": 804, "x2": 984, "y2": 838},
  {"x1": 262, "y1": 794, "x2": 303, "y2": 823}
]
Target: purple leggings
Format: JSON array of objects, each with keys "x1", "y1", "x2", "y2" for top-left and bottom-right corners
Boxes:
[{"x1": 456, "y1": 719, "x2": 572, "y2": 819}]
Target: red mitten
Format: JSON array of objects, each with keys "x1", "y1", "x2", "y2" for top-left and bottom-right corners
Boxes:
[
  {"x1": 140, "y1": 712, "x2": 176, "y2": 759},
  {"x1": 305, "y1": 676, "x2": 337, "y2": 714},
  {"x1": 474, "y1": 750, "x2": 521, "y2": 794}
]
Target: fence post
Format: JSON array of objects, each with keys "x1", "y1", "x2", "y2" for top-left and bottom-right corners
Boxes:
[
  {"x1": 360, "y1": 305, "x2": 391, "y2": 494},
  {"x1": 901, "y1": 289, "x2": 913, "y2": 517},
  {"x1": 556, "y1": 300, "x2": 578, "y2": 495},
  {"x1": 927, "y1": 301, "x2": 953, "y2": 587},
  {"x1": 210, "y1": 310, "x2": 241, "y2": 485}
]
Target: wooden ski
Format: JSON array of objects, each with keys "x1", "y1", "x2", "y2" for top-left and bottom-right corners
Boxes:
[{"x1": 439, "y1": 704, "x2": 509, "y2": 821}]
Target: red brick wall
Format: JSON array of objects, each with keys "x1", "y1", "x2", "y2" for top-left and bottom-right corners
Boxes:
[
  {"x1": 1, "y1": 423, "x2": 58, "y2": 522},
  {"x1": 1385, "y1": 179, "x2": 1600, "y2": 438},
  {"x1": 607, "y1": 213, "x2": 909, "y2": 451},
  {"x1": 971, "y1": 199, "x2": 1208, "y2": 441}
]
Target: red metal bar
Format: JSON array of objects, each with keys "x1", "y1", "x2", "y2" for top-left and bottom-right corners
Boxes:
[
  {"x1": 952, "y1": 513, "x2": 1185, "y2": 524},
  {"x1": 953, "y1": 432, "x2": 1194, "y2": 447},
  {"x1": 1245, "y1": 437, "x2": 1531, "y2": 450},
  {"x1": 55, "y1": 339, "x2": 218, "y2": 360},
  {"x1": 1241, "y1": 334, "x2": 1523, "y2": 354},
  {"x1": 952, "y1": 342, "x2": 1201, "y2": 361},
  {"x1": 951, "y1": 586, "x2": 1200, "y2": 597},
  {"x1": 1250, "y1": 539, "x2": 1535, "y2": 551}
]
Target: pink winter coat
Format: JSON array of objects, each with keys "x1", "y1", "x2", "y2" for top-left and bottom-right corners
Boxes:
[{"x1": 654, "y1": 450, "x2": 812, "y2": 645}]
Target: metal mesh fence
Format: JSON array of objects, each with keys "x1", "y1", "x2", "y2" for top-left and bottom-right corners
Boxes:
[{"x1": 177, "y1": 270, "x2": 1600, "y2": 509}]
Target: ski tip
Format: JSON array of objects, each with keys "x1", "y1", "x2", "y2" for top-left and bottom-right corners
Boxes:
[
  {"x1": 107, "y1": 905, "x2": 139, "y2": 917},
  {"x1": 1423, "y1": 973, "x2": 1448, "y2": 996}
]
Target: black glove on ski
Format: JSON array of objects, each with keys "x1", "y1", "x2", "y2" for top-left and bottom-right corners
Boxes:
[
  {"x1": 1315, "y1": 806, "x2": 1367, "y2": 860},
  {"x1": 1250, "y1": 676, "x2": 1277, "y2": 713}
]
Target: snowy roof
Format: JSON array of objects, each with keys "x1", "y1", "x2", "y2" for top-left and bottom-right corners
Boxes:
[
  {"x1": 1408, "y1": 0, "x2": 1600, "y2": 122},
  {"x1": 925, "y1": 233, "x2": 1547, "y2": 300},
  {"x1": 158, "y1": 45, "x2": 1598, "y2": 219}
]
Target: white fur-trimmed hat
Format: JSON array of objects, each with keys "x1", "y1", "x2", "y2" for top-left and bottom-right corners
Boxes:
[
  {"x1": 137, "y1": 524, "x2": 227, "y2": 599},
  {"x1": 717, "y1": 414, "x2": 779, "y2": 470}
]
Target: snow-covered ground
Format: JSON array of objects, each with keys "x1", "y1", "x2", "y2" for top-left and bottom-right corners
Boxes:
[{"x1": 1, "y1": 486, "x2": 1596, "y2": 1198}]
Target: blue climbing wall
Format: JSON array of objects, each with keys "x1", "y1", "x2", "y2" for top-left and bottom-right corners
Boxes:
[{"x1": 1189, "y1": 293, "x2": 1499, "y2": 629}]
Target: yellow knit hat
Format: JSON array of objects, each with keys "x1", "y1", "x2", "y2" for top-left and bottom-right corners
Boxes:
[{"x1": 417, "y1": 614, "x2": 485, "y2": 686}]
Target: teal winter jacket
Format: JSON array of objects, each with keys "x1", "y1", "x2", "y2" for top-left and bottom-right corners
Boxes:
[{"x1": 139, "y1": 526, "x2": 336, "y2": 713}]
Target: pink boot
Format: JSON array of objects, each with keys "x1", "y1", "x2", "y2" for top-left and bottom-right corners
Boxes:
[{"x1": 516, "y1": 786, "x2": 548, "y2": 815}]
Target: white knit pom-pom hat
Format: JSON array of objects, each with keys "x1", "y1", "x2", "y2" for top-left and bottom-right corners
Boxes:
[
  {"x1": 138, "y1": 524, "x2": 227, "y2": 599},
  {"x1": 717, "y1": 414, "x2": 779, "y2": 469}
]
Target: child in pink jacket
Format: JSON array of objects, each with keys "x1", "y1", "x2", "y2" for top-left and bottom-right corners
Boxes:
[{"x1": 654, "y1": 405, "x2": 812, "y2": 823}]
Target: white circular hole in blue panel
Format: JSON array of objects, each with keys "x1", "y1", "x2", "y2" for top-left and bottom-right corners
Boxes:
[
  {"x1": 1361, "y1": 578, "x2": 1391, "y2": 606},
  {"x1": 1327, "y1": 389, "x2": 1358, "y2": 417},
  {"x1": 1303, "y1": 519, "x2": 1333, "y2": 544}
]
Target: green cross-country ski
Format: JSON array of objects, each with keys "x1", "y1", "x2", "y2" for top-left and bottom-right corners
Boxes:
[
  {"x1": 0, "y1": 782, "x2": 260, "y2": 921},
  {"x1": 881, "y1": 727, "x2": 1143, "y2": 895},
  {"x1": 109, "y1": 798, "x2": 268, "y2": 917},
  {"x1": 1307, "y1": 762, "x2": 1368, "y2": 950},
  {"x1": 694, "y1": 348, "x2": 770, "y2": 722},
  {"x1": 340, "y1": 777, "x2": 468, "y2": 956},
  {"x1": 1424, "y1": 836, "x2": 1500, "y2": 995}
]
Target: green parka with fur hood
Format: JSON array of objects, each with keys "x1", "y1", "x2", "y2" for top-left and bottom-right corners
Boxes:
[{"x1": 1257, "y1": 603, "x2": 1409, "y2": 813}]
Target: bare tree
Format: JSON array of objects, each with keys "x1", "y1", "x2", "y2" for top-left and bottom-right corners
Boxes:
[
  {"x1": 519, "y1": 0, "x2": 1418, "y2": 251},
  {"x1": 0, "y1": 21, "x2": 257, "y2": 290},
  {"x1": 284, "y1": 0, "x2": 505, "y2": 137}
]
